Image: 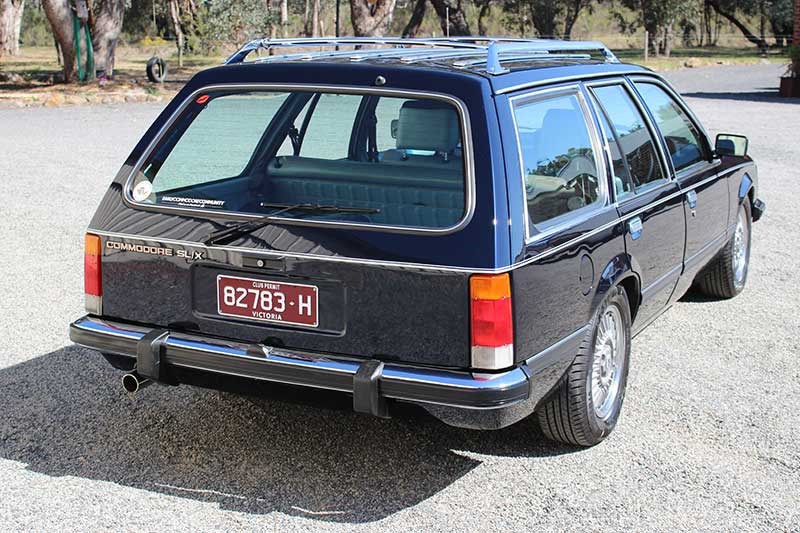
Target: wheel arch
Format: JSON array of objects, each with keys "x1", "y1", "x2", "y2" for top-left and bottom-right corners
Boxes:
[
  {"x1": 593, "y1": 254, "x2": 641, "y2": 323},
  {"x1": 738, "y1": 171, "x2": 756, "y2": 209}
]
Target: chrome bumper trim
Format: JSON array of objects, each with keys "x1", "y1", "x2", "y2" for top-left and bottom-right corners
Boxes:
[{"x1": 69, "y1": 316, "x2": 531, "y2": 410}]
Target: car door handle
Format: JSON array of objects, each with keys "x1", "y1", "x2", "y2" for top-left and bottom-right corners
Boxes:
[
  {"x1": 686, "y1": 190, "x2": 698, "y2": 210},
  {"x1": 628, "y1": 216, "x2": 643, "y2": 240}
]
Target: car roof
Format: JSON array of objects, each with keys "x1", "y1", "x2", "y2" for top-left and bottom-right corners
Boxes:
[{"x1": 223, "y1": 37, "x2": 653, "y2": 95}]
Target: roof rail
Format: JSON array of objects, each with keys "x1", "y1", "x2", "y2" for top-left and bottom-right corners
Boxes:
[{"x1": 224, "y1": 37, "x2": 620, "y2": 74}]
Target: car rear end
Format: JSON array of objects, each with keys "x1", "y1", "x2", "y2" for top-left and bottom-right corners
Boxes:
[{"x1": 70, "y1": 60, "x2": 533, "y2": 428}]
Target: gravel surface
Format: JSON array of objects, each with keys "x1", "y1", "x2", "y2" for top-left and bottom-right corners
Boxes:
[{"x1": 0, "y1": 64, "x2": 798, "y2": 531}]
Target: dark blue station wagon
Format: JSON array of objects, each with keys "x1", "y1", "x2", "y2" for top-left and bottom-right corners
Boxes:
[{"x1": 70, "y1": 38, "x2": 765, "y2": 446}]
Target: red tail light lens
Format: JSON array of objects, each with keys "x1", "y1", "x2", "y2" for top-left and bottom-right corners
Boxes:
[
  {"x1": 470, "y1": 274, "x2": 514, "y2": 369},
  {"x1": 471, "y1": 298, "x2": 513, "y2": 347},
  {"x1": 84, "y1": 234, "x2": 102, "y2": 313}
]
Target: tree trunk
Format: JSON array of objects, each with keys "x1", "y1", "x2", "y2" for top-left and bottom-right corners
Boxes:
[
  {"x1": 530, "y1": 0, "x2": 558, "y2": 38},
  {"x1": 168, "y1": 0, "x2": 184, "y2": 67},
  {"x1": 0, "y1": 0, "x2": 24, "y2": 56},
  {"x1": 350, "y1": 0, "x2": 397, "y2": 37},
  {"x1": 641, "y1": 0, "x2": 660, "y2": 56},
  {"x1": 477, "y1": 0, "x2": 491, "y2": 36},
  {"x1": 429, "y1": 0, "x2": 470, "y2": 36},
  {"x1": 661, "y1": 22, "x2": 673, "y2": 57},
  {"x1": 794, "y1": 0, "x2": 800, "y2": 48},
  {"x1": 42, "y1": 0, "x2": 76, "y2": 82},
  {"x1": 707, "y1": 0, "x2": 768, "y2": 52},
  {"x1": 311, "y1": 0, "x2": 319, "y2": 36},
  {"x1": 563, "y1": 0, "x2": 587, "y2": 41},
  {"x1": 92, "y1": 0, "x2": 125, "y2": 77},
  {"x1": 280, "y1": 0, "x2": 288, "y2": 38},
  {"x1": 266, "y1": 0, "x2": 277, "y2": 41},
  {"x1": 402, "y1": 0, "x2": 427, "y2": 38},
  {"x1": 303, "y1": 0, "x2": 310, "y2": 36}
]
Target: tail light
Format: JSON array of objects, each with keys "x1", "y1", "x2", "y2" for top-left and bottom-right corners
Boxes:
[
  {"x1": 84, "y1": 233, "x2": 102, "y2": 314},
  {"x1": 470, "y1": 273, "x2": 513, "y2": 370}
]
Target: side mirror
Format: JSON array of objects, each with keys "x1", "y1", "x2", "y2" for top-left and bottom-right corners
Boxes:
[
  {"x1": 390, "y1": 119, "x2": 398, "y2": 139},
  {"x1": 715, "y1": 133, "x2": 748, "y2": 157}
]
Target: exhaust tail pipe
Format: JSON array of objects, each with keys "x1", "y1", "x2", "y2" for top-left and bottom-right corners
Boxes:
[{"x1": 122, "y1": 372, "x2": 151, "y2": 393}]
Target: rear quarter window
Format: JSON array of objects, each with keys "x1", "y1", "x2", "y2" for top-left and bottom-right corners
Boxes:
[{"x1": 511, "y1": 90, "x2": 605, "y2": 229}]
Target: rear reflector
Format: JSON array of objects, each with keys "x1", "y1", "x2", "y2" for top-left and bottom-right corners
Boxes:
[
  {"x1": 470, "y1": 274, "x2": 513, "y2": 370},
  {"x1": 84, "y1": 233, "x2": 102, "y2": 314}
]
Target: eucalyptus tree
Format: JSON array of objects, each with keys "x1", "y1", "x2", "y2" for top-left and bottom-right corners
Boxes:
[{"x1": 0, "y1": 0, "x2": 25, "y2": 56}]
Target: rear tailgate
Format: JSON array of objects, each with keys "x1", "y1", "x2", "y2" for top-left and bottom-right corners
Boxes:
[{"x1": 98, "y1": 236, "x2": 472, "y2": 367}]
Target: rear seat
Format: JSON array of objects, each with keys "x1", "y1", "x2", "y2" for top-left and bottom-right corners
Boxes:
[
  {"x1": 266, "y1": 156, "x2": 464, "y2": 228},
  {"x1": 263, "y1": 100, "x2": 466, "y2": 228}
]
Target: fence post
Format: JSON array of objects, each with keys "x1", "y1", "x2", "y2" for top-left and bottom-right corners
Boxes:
[{"x1": 644, "y1": 31, "x2": 649, "y2": 63}]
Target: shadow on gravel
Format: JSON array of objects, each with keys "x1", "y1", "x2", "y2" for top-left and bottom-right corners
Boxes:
[
  {"x1": 0, "y1": 346, "x2": 575, "y2": 523},
  {"x1": 678, "y1": 290, "x2": 722, "y2": 304},
  {"x1": 681, "y1": 90, "x2": 800, "y2": 104}
]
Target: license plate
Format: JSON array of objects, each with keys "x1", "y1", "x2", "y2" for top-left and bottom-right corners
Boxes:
[{"x1": 216, "y1": 275, "x2": 319, "y2": 327}]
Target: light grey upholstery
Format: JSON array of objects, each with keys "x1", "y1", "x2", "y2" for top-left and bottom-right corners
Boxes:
[{"x1": 395, "y1": 101, "x2": 460, "y2": 153}]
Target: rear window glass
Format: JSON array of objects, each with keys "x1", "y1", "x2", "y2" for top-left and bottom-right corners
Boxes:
[{"x1": 129, "y1": 89, "x2": 467, "y2": 230}]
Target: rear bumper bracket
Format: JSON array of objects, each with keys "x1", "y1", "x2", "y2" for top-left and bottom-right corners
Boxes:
[
  {"x1": 752, "y1": 198, "x2": 766, "y2": 222},
  {"x1": 353, "y1": 360, "x2": 389, "y2": 418},
  {"x1": 136, "y1": 329, "x2": 169, "y2": 381}
]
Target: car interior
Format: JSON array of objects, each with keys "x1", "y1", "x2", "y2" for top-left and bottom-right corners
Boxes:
[{"x1": 142, "y1": 92, "x2": 468, "y2": 230}]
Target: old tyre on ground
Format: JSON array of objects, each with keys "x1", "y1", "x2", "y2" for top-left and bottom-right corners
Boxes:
[
  {"x1": 696, "y1": 201, "x2": 752, "y2": 299},
  {"x1": 146, "y1": 56, "x2": 167, "y2": 83},
  {"x1": 536, "y1": 286, "x2": 632, "y2": 447}
]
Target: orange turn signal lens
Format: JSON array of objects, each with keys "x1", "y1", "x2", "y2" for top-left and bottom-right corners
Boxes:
[
  {"x1": 84, "y1": 233, "x2": 102, "y2": 298},
  {"x1": 470, "y1": 273, "x2": 511, "y2": 301},
  {"x1": 85, "y1": 233, "x2": 101, "y2": 256}
]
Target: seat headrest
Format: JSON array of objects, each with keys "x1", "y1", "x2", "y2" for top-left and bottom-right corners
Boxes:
[
  {"x1": 396, "y1": 100, "x2": 460, "y2": 153},
  {"x1": 542, "y1": 108, "x2": 585, "y2": 131}
]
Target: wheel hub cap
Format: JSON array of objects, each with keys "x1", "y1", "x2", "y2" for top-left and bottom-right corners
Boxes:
[
  {"x1": 733, "y1": 210, "x2": 749, "y2": 288},
  {"x1": 591, "y1": 305, "x2": 625, "y2": 420}
]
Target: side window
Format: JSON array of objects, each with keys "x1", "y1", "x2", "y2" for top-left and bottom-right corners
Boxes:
[
  {"x1": 635, "y1": 82, "x2": 708, "y2": 172},
  {"x1": 513, "y1": 92, "x2": 602, "y2": 227},
  {"x1": 277, "y1": 93, "x2": 363, "y2": 160},
  {"x1": 591, "y1": 84, "x2": 666, "y2": 193}
]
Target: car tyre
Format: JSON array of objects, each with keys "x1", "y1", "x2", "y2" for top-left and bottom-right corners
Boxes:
[
  {"x1": 695, "y1": 201, "x2": 752, "y2": 299},
  {"x1": 536, "y1": 286, "x2": 632, "y2": 447}
]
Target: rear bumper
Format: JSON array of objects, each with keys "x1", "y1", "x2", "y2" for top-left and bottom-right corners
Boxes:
[
  {"x1": 752, "y1": 198, "x2": 766, "y2": 222},
  {"x1": 69, "y1": 316, "x2": 532, "y2": 414}
]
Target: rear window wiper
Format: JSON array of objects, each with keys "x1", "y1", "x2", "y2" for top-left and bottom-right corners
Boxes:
[{"x1": 203, "y1": 203, "x2": 380, "y2": 246}]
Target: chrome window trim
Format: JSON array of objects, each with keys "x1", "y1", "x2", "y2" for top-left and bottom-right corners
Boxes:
[
  {"x1": 495, "y1": 69, "x2": 649, "y2": 95},
  {"x1": 121, "y1": 83, "x2": 477, "y2": 236},
  {"x1": 584, "y1": 84, "x2": 622, "y2": 204},
  {"x1": 585, "y1": 78, "x2": 673, "y2": 189},
  {"x1": 675, "y1": 158, "x2": 721, "y2": 181},
  {"x1": 507, "y1": 84, "x2": 610, "y2": 244},
  {"x1": 93, "y1": 162, "x2": 750, "y2": 275}
]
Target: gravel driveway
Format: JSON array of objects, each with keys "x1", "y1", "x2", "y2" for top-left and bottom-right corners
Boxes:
[{"x1": 0, "y1": 64, "x2": 797, "y2": 531}]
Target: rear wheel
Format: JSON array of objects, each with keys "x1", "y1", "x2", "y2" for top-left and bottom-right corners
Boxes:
[
  {"x1": 536, "y1": 286, "x2": 632, "y2": 447},
  {"x1": 695, "y1": 201, "x2": 751, "y2": 299}
]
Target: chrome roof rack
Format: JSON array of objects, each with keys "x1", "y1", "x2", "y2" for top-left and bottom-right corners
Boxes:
[{"x1": 224, "y1": 37, "x2": 619, "y2": 74}]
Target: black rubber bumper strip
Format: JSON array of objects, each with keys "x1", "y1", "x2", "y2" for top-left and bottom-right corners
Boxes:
[
  {"x1": 136, "y1": 329, "x2": 168, "y2": 380},
  {"x1": 752, "y1": 198, "x2": 766, "y2": 222},
  {"x1": 353, "y1": 360, "x2": 390, "y2": 418}
]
